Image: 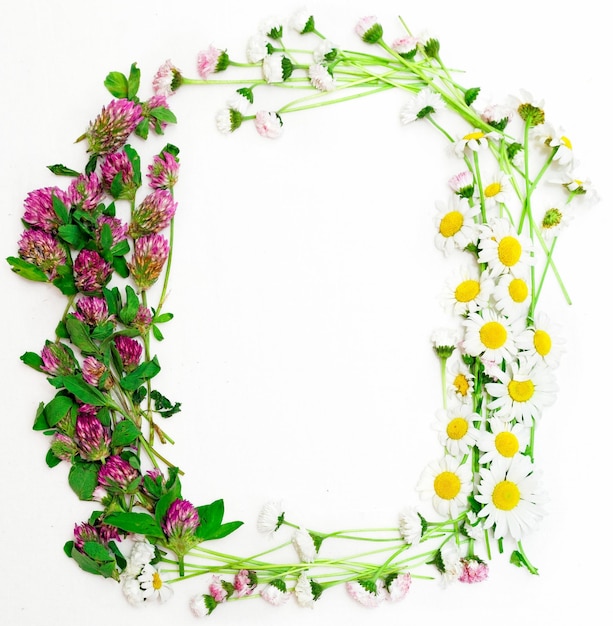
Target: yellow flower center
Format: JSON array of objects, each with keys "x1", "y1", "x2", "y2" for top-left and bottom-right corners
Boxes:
[
  {"x1": 446, "y1": 417, "x2": 469, "y2": 440},
  {"x1": 534, "y1": 329, "x2": 552, "y2": 356},
  {"x1": 433, "y1": 471, "x2": 461, "y2": 500},
  {"x1": 463, "y1": 131, "x2": 485, "y2": 141},
  {"x1": 492, "y1": 480, "x2": 520, "y2": 511},
  {"x1": 152, "y1": 571, "x2": 163, "y2": 590},
  {"x1": 498, "y1": 236, "x2": 522, "y2": 267},
  {"x1": 508, "y1": 278, "x2": 528, "y2": 303},
  {"x1": 508, "y1": 379, "x2": 535, "y2": 403},
  {"x1": 455, "y1": 279, "x2": 480, "y2": 303},
  {"x1": 479, "y1": 321, "x2": 507, "y2": 349},
  {"x1": 494, "y1": 431, "x2": 519, "y2": 457},
  {"x1": 484, "y1": 182, "x2": 502, "y2": 198},
  {"x1": 560, "y1": 135, "x2": 572, "y2": 150},
  {"x1": 453, "y1": 373, "x2": 469, "y2": 397},
  {"x1": 440, "y1": 211, "x2": 463, "y2": 237}
]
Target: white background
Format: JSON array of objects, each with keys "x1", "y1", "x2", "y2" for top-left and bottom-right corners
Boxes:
[{"x1": 1, "y1": 1, "x2": 609, "y2": 624}]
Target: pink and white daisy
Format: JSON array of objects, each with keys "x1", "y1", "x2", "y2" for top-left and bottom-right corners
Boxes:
[{"x1": 254, "y1": 110, "x2": 283, "y2": 139}]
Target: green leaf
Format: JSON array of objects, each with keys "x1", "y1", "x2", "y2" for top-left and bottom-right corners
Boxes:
[
  {"x1": 47, "y1": 163, "x2": 80, "y2": 177},
  {"x1": 104, "y1": 512, "x2": 165, "y2": 539},
  {"x1": 111, "y1": 419, "x2": 141, "y2": 447},
  {"x1": 20, "y1": 351, "x2": 44, "y2": 371},
  {"x1": 112, "y1": 255, "x2": 129, "y2": 278},
  {"x1": 70, "y1": 543, "x2": 117, "y2": 578},
  {"x1": 127, "y1": 63, "x2": 141, "y2": 100},
  {"x1": 119, "y1": 356, "x2": 161, "y2": 391},
  {"x1": 151, "y1": 325, "x2": 164, "y2": 341},
  {"x1": 68, "y1": 461, "x2": 100, "y2": 500},
  {"x1": 150, "y1": 107, "x2": 177, "y2": 124},
  {"x1": 52, "y1": 194, "x2": 70, "y2": 225},
  {"x1": 45, "y1": 448, "x2": 63, "y2": 468},
  {"x1": 119, "y1": 285, "x2": 140, "y2": 325},
  {"x1": 153, "y1": 312, "x2": 173, "y2": 324},
  {"x1": 104, "y1": 71, "x2": 129, "y2": 99},
  {"x1": 199, "y1": 520, "x2": 243, "y2": 541},
  {"x1": 135, "y1": 118, "x2": 150, "y2": 140},
  {"x1": 65, "y1": 316, "x2": 99, "y2": 356},
  {"x1": 464, "y1": 86, "x2": 481, "y2": 107},
  {"x1": 52, "y1": 268, "x2": 77, "y2": 296},
  {"x1": 110, "y1": 239, "x2": 130, "y2": 257},
  {"x1": 6, "y1": 256, "x2": 48, "y2": 282},
  {"x1": 43, "y1": 394, "x2": 75, "y2": 427},
  {"x1": 33, "y1": 402, "x2": 50, "y2": 431},
  {"x1": 124, "y1": 144, "x2": 142, "y2": 186},
  {"x1": 61, "y1": 375, "x2": 109, "y2": 406}
]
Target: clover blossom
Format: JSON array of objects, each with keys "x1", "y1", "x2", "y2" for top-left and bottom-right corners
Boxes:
[
  {"x1": 114, "y1": 335, "x2": 143, "y2": 372},
  {"x1": 197, "y1": 45, "x2": 230, "y2": 79},
  {"x1": 17, "y1": 229, "x2": 66, "y2": 278},
  {"x1": 81, "y1": 355, "x2": 111, "y2": 388},
  {"x1": 66, "y1": 172, "x2": 104, "y2": 211},
  {"x1": 98, "y1": 454, "x2": 140, "y2": 491},
  {"x1": 75, "y1": 414, "x2": 111, "y2": 461},
  {"x1": 131, "y1": 304, "x2": 153, "y2": 335},
  {"x1": 22, "y1": 186, "x2": 70, "y2": 232},
  {"x1": 147, "y1": 151, "x2": 180, "y2": 190},
  {"x1": 100, "y1": 150, "x2": 137, "y2": 197},
  {"x1": 128, "y1": 232, "x2": 170, "y2": 291},
  {"x1": 96, "y1": 215, "x2": 128, "y2": 248},
  {"x1": 50, "y1": 432, "x2": 77, "y2": 462},
  {"x1": 84, "y1": 99, "x2": 143, "y2": 155},
  {"x1": 74, "y1": 296, "x2": 110, "y2": 326},
  {"x1": 40, "y1": 340, "x2": 77, "y2": 376},
  {"x1": 73, "y1": 249, "x2": 113, "y2": 294},
  {"x1": 143, "y1": 94, "x2": 172, "y2": 132},
  {"x1": 129, "y1": 189, "x2": 177, "y2": 238},
  {"x1": 153, "y1": 59, "x2": 183, "y2": 96}
]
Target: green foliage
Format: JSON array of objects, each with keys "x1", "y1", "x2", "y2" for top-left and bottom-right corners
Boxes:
[{"x1": 68, "y1": 460, "x2": 100, "y2": 500}]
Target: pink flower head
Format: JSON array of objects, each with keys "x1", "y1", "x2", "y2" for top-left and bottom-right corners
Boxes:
[
  {"x1": 209, "y1": 575, "x2": 231, "y2": 603},
  {"x1": 41, "y1": 340, "x2": 77, "y2": 376},
  {"x1": 66, "y1": 172, "x2": 104, "y2": 211},
  {"x1": 97, "y1": 454, "x2": 140, "y2": 491},
  {"x1": 100, "y1": 150, "x2": 137, "y2": 198},
  {"x1": 22, "y1": 186, "x2": 70, "y2": 232},
  {"x1": 145, "y1": 94, "x2": 171, "y2": 132},
  {"x1": 391, "y1": 35, "x2": 419, "y2": 57},
  {"x1": 385, "y1": 572, "x2": 412, "y2": 601},
  {"x1": 73, "y1": 249, "x2": 113, "y2": 294},
  {"x1": 308, "y1": 63, "x2": 336, "y2": 92},
  {"x1": 153, "y1": 59, "x2": 183, "y2": 97},
  {"x1": 73, "y1": 522, "x2": 99, "y2": 552},
  {"x1": 75, "y1": 414, "x2": 111, "y2": 461},
  {"x1": 255, "y1": 110, "x2": 283, "y2": 139},
  {"x1": 113, "y1": 335, "x2": 142, "y2": 372},
  {"x1": 128, "y1": 233, "x2": 170, "y2": 291},
  {"x1": 448, "y1": 170, "x2": 475, "y2": 199},
  {"x1": 85, "y1": 99, "x2": 143, "y2": 155},
  {"x1": 458, "y1": 557, "x2": 489, "y2": 583},
  {"x1": 128, "y1": 189, "x2": 177, "y2": 238},
  {"x1": 355, "y1": 16, "x2": 383, "y2": 43},
  {"x1": 147, "y1": 151, "x2": 180, "y2": 190},
  {"x1": 74, "y1": 296, "x2": 109, "y2": 326},
  {"x1": 131, "y1": 305, "x2": 153, "y2": 335},
  {"x1": 233, "y1": 569, "x2": 257, "y2": 597},
  {"x1": 81, "y1": 355, "x2": 108, "y2": 387},
  {"x1": 260, "y1": 579, "x2": 290, "y2": 606},
  {"x1": 345, "y1": 579, "x2": 387, "y2": 607},
  {"x1": 51, "y1": 432, "x2": 77, "y2": 462},
  {"x1": 162, "y1": 498, "x2": 200, "y2": 540},
  {"x1": 96, "y1": 215, "x2": 128, "y2": 248},
  {"x1": 18, "y1": 228, "x2": 66, "y2": 278},
  {"x1": 197, "y1": 45, "x2": 229, "y2": 79}
]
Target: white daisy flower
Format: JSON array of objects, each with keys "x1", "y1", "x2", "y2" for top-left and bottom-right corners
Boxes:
[
  {"x1": 400, "y1": 88, "x2": 444, "y2": 124},
  {"x1": 477, "y1": 217, "x2": 534, "y2": 277},
  {"x1": 399, "y1": 506, "x2": 425, "y2": 545},
  {"x1": 137, "y1": 563, "x2": 174, "y2": 603},
  {"x1": 485, "y1": 358, "x2": 557, "y2": 424},
  {"x1": 294, "y1": 572, "x2": 316, "y2": 608},
  {"x1": 308, "y1": 63, "x2": 336, "y2": 92},
  {"x1": 532, "y1": 122, "x2": 574, "y2": 166},
  {"x1": 516, "y1": 311, "x2": 565, "y2": 369},
  {"x1": 262, "y1": 53, "x2": 286, "y2": 83},
  {"x1": 482, "y1": 171, "x2": 512, "y2": 210},
  {"x1": 431, "y1": 326, "x2": 461, "y2": 359},
  {"x1": 492, "y1": 273, "x2": 531, "y2": 320},
  {"x1": 246, "y1": 34, "x2": 268, "y2": 63},
  {"x1": 538, "y1": 205, "x2": 573, "y2": 240},
  {"x1": 290, "y1": 7, "x2": 313, "y2": 34},
  {"x1": 434, "y1": 195, "x2": 480, "y2": 256},
  {"x1": 313, "y1": 39, "x2": 336, "y2": 63},
  {"x1": 447, "y1": 359, "x2": 475, "y2": 405},
  {"x1": 475, "y1": 454, "x2": 546, "y2": 540},
  {"x1": 438, "y1": 540, "x2": 462, "y2": 586},
  {"x1": 190, "y1": 593, "x2": 208, "y2": 617},
  {"x1": 480, "y1": 102, "x2": 514, "y2": 128},
  {"x1": 417, "y1": 456, "x2": 473, "y2": 518},
  {"x1": 434, "y1": 404, "x2": 480, "y2": 457},
  {"x1": 477, "y1": 417, "x2": 530, "y2": 466},
  {"x1": 386, "y1": 572, "x2": 412, "y2": 601},
  {"x1": 258, "y1": 16, "x2": 284, "y2": 38},
  {"x1": 454, "y1": 128, "x2": 492, "y2": 157},
  {"x1": 257, "y1": 500, "x2": 285, "y2": 536},
  {"x1": 448, "y1": 170, "x2": 475, "y2": 199},
  {"x1": 292, "y1": 527, "x2": 317, "y2": 563},
  {"x1": 261, "y1": 580, "x2": 291, "y2": 605},
  {"x1": 345, "y1": 579, "x2": 387, "y2": 607},
  {"x1": 121, "y1": 574, "x2": 147, "y2": 606},
  {"x1": 463, "y1": 510, "x2": 485, "y2": 541},
  {"x1": 462, "y1": 307, "x2": 519, "y2": 364},
  {"x1": 441, "y1": 265, "x2": 495, "y2": 316}
]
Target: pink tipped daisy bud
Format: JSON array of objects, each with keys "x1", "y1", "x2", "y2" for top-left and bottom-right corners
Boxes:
[
  {"x1": 73, "y1": 249, "x2": 113, "y2": 294},
  {"x1": 131, "y1": 304, "x2": 153, "y2": 335},
  {"x1": 18, "y1": 229, "x2": 66, "y2": 279},
  {"x1": 308, "y1": 63, "x2": 336, "y2": 91},
  {"x1": 83, "y1": 99, "x2": 143, "y2": 155},
  {"x1": 481, "y1": 103, "x2": 514, "y2": 131},
  {"x1": 96, "y1": 215, "x2": 128, "y2": 248},
  {"x1": 129, "y1": 189, "x2": 177, "y2": 238},
  {"x1": 346, "y1": 579, "x2": 387, "y2": 607},
  {"x1": 75, "y1": 414, "x2": 111, "y2": 461},
  {"x1": 458, "y1": 557, "x2": 489, "y2": 583},
  {"x1": 147, "y1": 151, "x2": 180, "y2": 190},
  {"x1": 209, "y1": 575, "x2": 234, "y2": 603},
  {"x1": 74, "y1": 296, "x2": 110, "y2": 326},
  {"x1": 41, "y1": 340, "x2": 78, "y2": 376},
  {"x1": 384, "y1": 572, "x2": 412, "y2": 601},
  {"x1": 448, "y1": 171, "x2": 475, "y2": 199},
  {"x1": 153, "y1": 59, "x2": 183, "y2": 97},
  {"x1": 81, "y1": 355, "x2": 110, "y2": 388},
  {"x1": 22, "y1": 187, "x2": 70, "y2": 233},
  {"x1": 392, "y1": 35, "x2": 419, "y2": 59},
  {"x1": 128, "y1": 233, "x2": 169, "y2": 291},
  {"x1": 234, "y1": 569, "x2": 258, "y2": 597},
  {"x1": 197, "y1": 45, "x2": 230, "y2": 79},
  {"x1": 50, "y1": 432, "x2": 77, "y2": 462},
  {"x1": 100, "y1": 150, "x2": 137, "y2": 199},
  {"x1": 66, "y1": 172, "x2": 104, "y2": 211},
  {"x1": 255, "y1": 110, "x2": 283, "y2": 139},
  {"x1": 215, "y1": 108, "x2": 244, "y2": 134},
  {"x1": 113, "y1": 335, "x2": 143, "y2": 372},
  {"x1": 261, "y1": 579, "x2": 290, "y2": 606},
  {"x1": 355, "y1": 16, "x2": 383, "y2": 43},
  {"x1": 97, "y1": 454, "x2": 140, "y2": 491}
]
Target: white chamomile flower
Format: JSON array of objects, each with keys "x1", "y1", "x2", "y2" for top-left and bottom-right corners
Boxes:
[
  {"x1": 558, "y1": 172, "x2": 600, "y2": 208},
  {"x1": 462, "y1": 307, "x2": 519, "y2": 364},
  {"x1": 417, "y1": 456, "x2": 472, "y2": 518},
  {"x1": 477, "y1": 417, "x2": 530, "y2": 466},
  {"x1": 137, "y1": 563, "x2": 174, "y2": 603},
  {"x1": 475, "y1": 454, "x2": 546, "y2": 540},
  {"x1": 482, "y1": 171, "x2": 512, "y2": 210},
  {"x1": 434, "y1": 404, "x2": 480, "y2": 456},
  {"x1": 492, "y1": 272, "x2": 531, "y2": 320},
  {"x1": 454, "y1": 128, "x2": 492, "y2": 157},
  {"x1": 532, "y1": 122, "x2": 574, "y2": 166},
  {"x1": 485, "y1": 357, "x2": 557, "y2": 424},
  {"x1": 399, "y1": 506, "x2": 425, "y2": 545},
  {"x1": 447, "y1": 359, "x2": 475, "y2": 405},
  {"x1": 516, "y1": 311, "x2": 565, "y2": 369},
  {"x1": 477, "y1": 217, "x2": 533, "y2": 277},
  {"x1": 400, "y1": 88, "x2": 444, "y2": 124},
  {"x1": 441, "y1": 265, "x2": 495, "y2": 316},
  {"x1": 538, "y1": 205, "x2": 573, "y2": 240},
  {"x1": 434, "y1": 195, "x2": 480, "y2": 255}
]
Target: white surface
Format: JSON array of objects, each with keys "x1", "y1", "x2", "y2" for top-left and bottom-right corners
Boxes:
[{"x1": 1, "y1": 1, "x2": 609, "y2": 624}]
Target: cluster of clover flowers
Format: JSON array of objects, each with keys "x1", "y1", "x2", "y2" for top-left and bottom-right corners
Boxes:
[{"x1": 8, "y1": 6, "x2": 598, "y2": 616}]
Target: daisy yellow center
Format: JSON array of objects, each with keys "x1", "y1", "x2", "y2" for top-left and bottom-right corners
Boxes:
[
  {"x1": 491, "y1": 480, "x2": 520, "y2": 511},
  {"x1": 440, "y1": 211, "x2": 463, "y2": 237},
  {"x1": 463, "y1": 131, "x2": 485, "y2": 141},
  {"x1": 446, "y1": 417, "x2": 469, "y2": 440},
  {"x1": 534, "y1": 329, "x2": 552, "y2": 356},
  {"x1": 455, "y1": 279, "x2": 480, "y2": 303},
  {"x1": 479, "y1": 321, "x2": 507, "y2": 349},
  {"x1": 484, "y1": 182, "x2": 502, "y2": 197},
  {"x1": 433, "y1": 471, "x2": 461, "y2": 500},
  {"x1": 508, "y1": 278, "x2": 528, "y2": 303},
  {"x1": 498, "y1": 236, "x2": 522, "y2": 267},
  {"x1": 453, "y1": 373, "x2": 469, "y2": 396},
  {"x1": 152, "y1": 571, "x2": 163, "y2": 590},
  {"x1": 494, "y1": 431, "x2": 519, "y2": 457},
  {"x1": 560, "y1": 135, "x2": 572, "y2": 149},
  {"x1": 508, "y1": 379, "x2": 535, "y2": 403}
]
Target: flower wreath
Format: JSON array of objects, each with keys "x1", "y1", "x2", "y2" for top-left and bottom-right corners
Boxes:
[{"x1": 7, "y1": 8, "x2": 598, "y2": 617}]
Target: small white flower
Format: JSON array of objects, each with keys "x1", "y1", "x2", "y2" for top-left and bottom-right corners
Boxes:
[
  {"x1": 215, "y1": 108, "x2": 233, "y2": 134},
  {"x1": 345, "y1": 578, "x2": 387, "y2": 607},
  {"x1": 482, "y1": 171, "x2": 512, "y2": 209},
  {"x1": 462, "y1": 307, "x2": 520, "y2": 364},
  {"x1": 294, "y1": 572, "x2": 316, "y2": 608},
  {"x1": 454, "y1": 128, "x2": 492, "y2": 156},
  {"x1": 255, "y1": 110, "x2": 283, "y2": 139},
  {"x1": 431, "y1": 327, "x2": 461, "y2": 353},
  {"x1": 439, "y1": 541, "x2": 462, "y2": 586},
  {"x1": 128, "y1": 539, "x2": 156, "y2": 571},
  {"x1": 400, "y1": 88, "x2": 444, "y2": 124},
  {"x1": 477, "y1": 417, "x2": 530, "y2": 467},
  {"x1": 290, "y1": 7, "x2": 313, "y2": 33},
  {"x1": 477, "y1": 217, "x2": 534, "y2": 278},
  {"x1": 399, "y1": 507, "x2": 424, "y2": 545},
  {"x1": 262, "y1": 53, "x2": 286, "y2": 83},
  {"x1": 447, "y1": 359, "x2": 475, "y2": 405},
  {"x1": 261, "y1": 580, "x2": 291, "y2": 606},
  {"x1": 417, "y1": 456, "x2": 473, "y2": 518},
  {"x1": 137, "y1": 563, "x2": 173, "y2": 603},
  {"x1": 121, "y1": 574, "x2": 147, "y2": 606},
  {"x1": 386, "y1": 572, "x2": 412, "y2": 601},
  {"x1": 190, "y1": 594, "x2": 208, "y2": 618},
  {"x1": 308, "y1": 63, "x2": 336, "y2": 91},
  {"x1": 532, "y1": 122, "x2": 574, "y2": 166},
  {"x1": 246, "y1": 34, "x2": 268, "y2": 63},
  {"x1": 441, "y1": 265, "x2": 495, "y2": 316},
  {"x1": 313, "y1": 39, "x2": 336, "y2": 63},
  {"x1": 433, "y1": 195, "x2": 480, "y2": 255},
  {"x1": 516, "y1": 311, "x2": 565, "y2": 369},
  {"x1": 257, "y1": 500, "x2": 284, "y2": 535},
  {"x1": 292, "y1": 527, "x2": 317, "y2": 563},
  {"x1": 259, "y1": 16, "x2": 284, "y2": 38},
  {"x1": 434, "y1": 404, "x2": 480, "y2": 457},
  {"x1": 492, "y1": 273, "x2": 531, "y2": 320}
]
